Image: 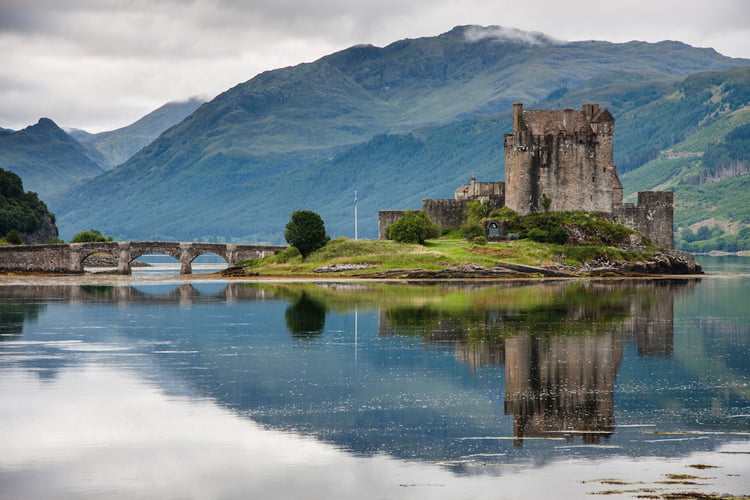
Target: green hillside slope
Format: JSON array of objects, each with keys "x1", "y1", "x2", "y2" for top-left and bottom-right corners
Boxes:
[
  {"x1": 620, "y1": 67, "x2": 750, "y2": 251},
  {"x1": 48, "y1": 26, "x2": 750, "y2": 242}
]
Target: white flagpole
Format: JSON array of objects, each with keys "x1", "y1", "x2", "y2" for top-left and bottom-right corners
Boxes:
[{"x1": 354, "y1": 190, "x2": 358, "y2": 240}]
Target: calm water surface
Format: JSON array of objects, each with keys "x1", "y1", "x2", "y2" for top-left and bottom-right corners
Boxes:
[{"x1": 0, "y1": 256, "x2": 748, "y2": 499}]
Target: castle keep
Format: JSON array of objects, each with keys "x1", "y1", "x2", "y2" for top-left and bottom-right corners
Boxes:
[
  {"x1": 379, "y1": 103, "x2": 674, "y2": 249},
  {"x1": 504, "y1": 103, "x2": 622, "y2": 214}
]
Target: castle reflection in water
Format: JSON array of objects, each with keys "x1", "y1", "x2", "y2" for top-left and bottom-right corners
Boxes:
[{"x1": 378, "y1": 280, "x2": 696, "y2": 446}]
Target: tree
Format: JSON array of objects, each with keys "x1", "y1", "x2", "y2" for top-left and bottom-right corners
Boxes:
[
  {"x1": 466, "y1": 200, "x2": 491, "y2": 224},
  {"x1": 5, "y1": 229, "x2": 23, "y2": 245},
  {"x1": 70, "y1": 229, "x2": 113, "y2": 243},
  {"x1": 387, "y1": 210, "x2": 439, "y2": 244},
  {"x1": 284, "y1": 210, "x2": 330, "y2": 258}
]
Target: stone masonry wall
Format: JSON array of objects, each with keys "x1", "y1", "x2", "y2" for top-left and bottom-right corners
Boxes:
[
  {"x1": 610, "y1": 191, "x2": 674, "y2": 250},
  {"x1": 423, "y1": 199, "x2": 467, "y2": 230},
  {"x1": 378, "y1": 210, "x2": 407, "y2": 239},
  {"x1": 0, "y1": 244, "x2": 74, "y2": 273}
]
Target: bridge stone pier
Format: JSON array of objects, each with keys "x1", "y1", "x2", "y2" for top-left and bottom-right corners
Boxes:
[{"x1": 0, "y1": 241, "x2": 287, "y2": 275}]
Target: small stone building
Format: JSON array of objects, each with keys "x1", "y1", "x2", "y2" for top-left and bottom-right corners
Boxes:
[
  {"x1": 378, "y1": 174, "x2": 504, "y2": 239},
  {"x1": 454, "y1": 173, "x2": 505, "y2": 204}
]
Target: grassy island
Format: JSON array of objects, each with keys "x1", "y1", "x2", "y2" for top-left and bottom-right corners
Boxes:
[{"x1": 231, "y1": 211, "x2": 701, "y2": 278}]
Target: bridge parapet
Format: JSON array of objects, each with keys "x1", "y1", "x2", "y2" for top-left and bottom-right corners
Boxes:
[{"x1": 0, "y1": 241, "x2": 287, "y2": 275}]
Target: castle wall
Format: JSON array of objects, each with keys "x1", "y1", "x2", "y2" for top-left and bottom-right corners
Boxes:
[
  {"x1": 423, "y1": 199, "x2": 467, "y2": 229},
  {"x1": 610, "y1": 191, "x2": 674, "y2": 250},
  {"x1": 378, "y1": 210, "x2": 407, "y2": 239}
]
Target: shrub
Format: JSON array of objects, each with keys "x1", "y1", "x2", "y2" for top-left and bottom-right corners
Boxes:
[
  {"x1": 274, "y1": 246, "x2": 302, "y2": 263},
  {"x1": 284, "y1": 210, "x2": 330, "y2": 258},
  {"x1": 526, "y1": 227, "x2": 549, "y2": 243},
  {"x1": 387, "y1": 210, "x2": 439, "y2": 244},
  {"x1": 70, "y1": 229, "x2": 113, "y2": 243},
  {"x1": 489, "y1": 207, "x2": 522, "y2": 232},
  {"x1": 5, "y1": 229, "x2": 23, "y2": 245},
  {"x1": 460, "y1": 222, "x2": 485, "y2": 241}
]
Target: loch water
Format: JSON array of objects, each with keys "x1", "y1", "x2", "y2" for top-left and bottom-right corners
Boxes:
[{"x1": 0, "y1": 257, "x2": 748, "y2": 499}]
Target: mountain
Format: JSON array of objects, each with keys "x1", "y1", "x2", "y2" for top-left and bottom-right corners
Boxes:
[
  {"x1": 70, "y1": 97, "x2": 204, "y2": 169},
  {"x1": 48, "y1": 25, "x2": 750, "y2": 242},
  {"x1": 0, "y1": 118, "x2": 104, "y2": 197}
]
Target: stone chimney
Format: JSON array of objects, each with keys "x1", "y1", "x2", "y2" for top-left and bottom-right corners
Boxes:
[
  {"x1": 513, "y1": 102, "x2": 523, "y2": 134},
  {"x1": 583, "y1": 103, "x2": 599, "y2": 121},
  {"x1": 563, "y1": 108, "x2": 574, "y2": 134}
]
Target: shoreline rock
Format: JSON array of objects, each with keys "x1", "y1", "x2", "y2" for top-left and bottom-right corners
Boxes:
[{"x1": 313, "y1": 263, "x2": 376, "y2": 273}]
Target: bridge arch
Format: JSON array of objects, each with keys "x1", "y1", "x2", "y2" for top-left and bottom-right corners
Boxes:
[{"x1": 189, "y1": 252, "x2": 229, "y2": 274}]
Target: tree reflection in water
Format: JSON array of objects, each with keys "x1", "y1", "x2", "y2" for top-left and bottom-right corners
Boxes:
[{"x1": 285, "y1": 293, "x2": 327, "y2": 339}]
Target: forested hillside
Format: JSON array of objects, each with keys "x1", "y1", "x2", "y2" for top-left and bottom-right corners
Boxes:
[
  {"x1": 618, "y1": 67, "x2": 750, "y2": 251},
  {"x1": 0, "y1": 168, "x2": 58, "y2": 244}
]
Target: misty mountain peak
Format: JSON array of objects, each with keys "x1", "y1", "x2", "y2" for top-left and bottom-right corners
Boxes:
[{"x1": 455, "y1": 25, "x2": 562, "y2": 46}]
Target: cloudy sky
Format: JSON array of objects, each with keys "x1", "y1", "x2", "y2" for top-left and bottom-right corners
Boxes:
[{"x1": 2, "y1": 0, "x2": 748, "y2": 133}]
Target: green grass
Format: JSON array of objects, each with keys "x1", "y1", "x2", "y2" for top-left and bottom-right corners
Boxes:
[{"x1": 238, "y1": 235, "x2": 656, "y2": 276}]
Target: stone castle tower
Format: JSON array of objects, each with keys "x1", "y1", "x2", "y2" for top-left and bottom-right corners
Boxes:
[{"x1": 504, "y1": 103, "x2": 623, "y2": 214}]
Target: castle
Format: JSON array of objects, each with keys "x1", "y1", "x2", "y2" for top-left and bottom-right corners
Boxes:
[{"x1": 379, "y1": 103, "x2": 674, "y2": 250}]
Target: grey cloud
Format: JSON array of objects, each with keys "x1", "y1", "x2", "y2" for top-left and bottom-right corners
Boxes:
[
  {"x1": 463, "y1": 25, "x2": 564, "y2": 45},
  {"x1": 1, "y1": 0, "x2": 748, "y2": 131}
]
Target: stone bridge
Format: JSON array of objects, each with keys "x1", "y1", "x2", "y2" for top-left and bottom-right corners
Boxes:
[{"x1": 0, "y1": 241, "x2": 287, "y2": 275}]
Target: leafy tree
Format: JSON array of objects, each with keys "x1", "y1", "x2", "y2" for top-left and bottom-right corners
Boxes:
[
  {"x1": 387, "y1": 210, "x2": 439, "y2": 245},
  {"x1": 466, "y1": 200, "x2": 491, "y2": 224},
  {"x1": 681, "y1": 228, "x2": 696, "y2": 243},
  {"x1": 284, "y1": 210, "x2": 330, "y2": 258},
  {"x1": 70, "y1": 229, "x2": 113, "y2": 243}
]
